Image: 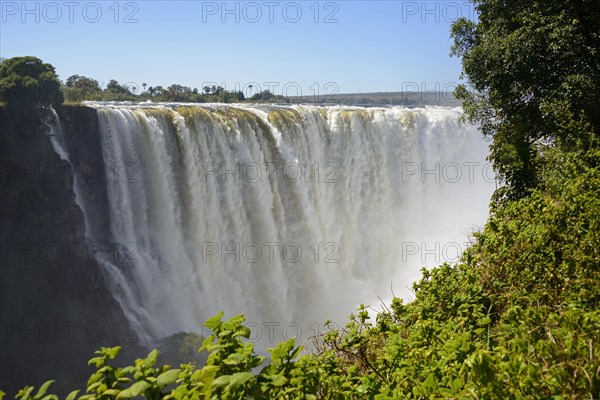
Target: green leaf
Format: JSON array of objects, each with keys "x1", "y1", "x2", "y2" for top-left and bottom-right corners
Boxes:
[
  {"x1": 450, "y1": 378, "x2": 462, "y2": 391},
  {"x1": 226, "y1": 372, "x2": 254, "y2": 392},
  {"x1": 87, "y1": 357, "x2": 104, "y2": 367},
  {"x1": 269, "y1": 338, "x2": 295, "y2": 363},
  {"x1": 157, "y1": 369, "x2": 180, "y2": 389},
  {"x1": 106, "y1": 346, "x2": 121, "y2": 360},
  {"x1": 212, "y1": 375, "x2": 231, "y2": 388},
  {"x1": 87, "y1": 383, "x2": 101, "y2": 392},
  {"x1": 34, "y1": 380, "x2": 54, "y2": 399},
  {"x1": 422, "y1": 374, "x2": 436, "y2": 391},
  {"x1": 235, "y1": 325, "x2": 251, "y2": 338},
  {"x1": 269, "y1": 374, "x2": 288, "y2": 387},
  {"x1": 143, "y1": 349, "x2": 159, "y2": 368},
  {"x1": 223, "y1": 353, "x2": 244, "y2": 366},
  {"x1": 64, "y1": 391, "x2": 79, "y2": 400},
  {"x1": 198, "y1": 365, "x2": 219, "y2": 385},
  {"x1": 18, "y1": 387, "x2": 35, "y2": 400},
  {"x1": 203, "y1": 312, "x2": 224, "y2": 330},
  {"x1": 116, "y1": 381, "x2": 151, "y2": 399}
]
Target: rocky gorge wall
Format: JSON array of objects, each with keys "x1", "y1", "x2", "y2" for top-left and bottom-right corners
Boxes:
[{"x1": 0, "y1": 106, "x2": 141, "y2": 396}]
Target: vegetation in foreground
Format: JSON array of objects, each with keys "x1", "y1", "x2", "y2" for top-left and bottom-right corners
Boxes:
[{"x1": 1, "y1": 0, "x2": 599, "y2": 398}]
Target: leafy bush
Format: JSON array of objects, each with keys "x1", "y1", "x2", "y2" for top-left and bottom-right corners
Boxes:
[{"x1": 0, "y1": 57, "x2": 63, "y2": 109}]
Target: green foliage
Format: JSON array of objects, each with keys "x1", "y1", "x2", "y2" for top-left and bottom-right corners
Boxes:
[
  {"x1": 451, "y1": 0, "x2": 600, "y2": 200},
  {"x1": 0, "y1": 56, "x2": 64, "y2": 109},
  {"x1": 466, "y1": 149, "x2": 600, "y2": 313},
  {"x1": 63, "y1": 75, "x2": 103, "y2": 102},
  {"x1": 100, "y1": 79, "x2": 137, "y2": 101}
]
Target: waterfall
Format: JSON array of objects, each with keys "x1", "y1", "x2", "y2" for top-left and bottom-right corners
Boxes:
[{"x1": 56, "y1": 102, "x2": 494, "y2": 346}]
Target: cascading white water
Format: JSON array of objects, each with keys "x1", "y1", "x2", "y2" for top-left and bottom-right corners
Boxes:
[{"x1": 58, "y1": 103, "x2": 495, "y2": 346}]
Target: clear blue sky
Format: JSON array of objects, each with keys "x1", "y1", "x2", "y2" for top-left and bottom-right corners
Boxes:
[{"x1": 1, "y1": 1, "x2": 476, "y2": 95}]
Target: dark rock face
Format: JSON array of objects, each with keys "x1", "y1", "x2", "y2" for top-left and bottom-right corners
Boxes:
[
  {"x1": 0, "y1": 107, "x2": 142, "y2": 396},
  {"x1": 58, "y1": 106, "x2": 112, "y2": 244}
]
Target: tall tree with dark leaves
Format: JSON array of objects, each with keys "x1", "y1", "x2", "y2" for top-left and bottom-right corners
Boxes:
[
  {"x1": 0, "y1": 56, "x2": 64, "y2": 110},
  {"x1": 451, "y1": 0, "x2": 600, "y2": 201}
]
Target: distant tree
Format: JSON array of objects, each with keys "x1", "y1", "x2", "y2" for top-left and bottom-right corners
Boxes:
[
  {"x1": 68, "y1": 75, "x2": 101, "y2": 92},
  {"x1": 142, "y1": 82, "x2": 147, "y2": 92},
  {"x1": 166, "y1": 84, "x2": 193, "y2": 102},
  {"x1": 65, "y1": 74, "x2": 81, "y2": 87},
  {"x1": 203, "y1": 86, "x2": 211, "y2": 94},
  {"x1": 106, "y1": 79, "x2": 119, "y2": 92},
  {"x1": 63, "y1": 75, "x2": 102, "y2": 102},
  {"x1": 106, "y1": 79, "x2": 126, "y2": 93},
  {"x1": 0, "y1": 56, "x2": 63, "y2": 109},
  {"x1": 103, "y1": 79, "x2": 134, "y2": 101},
  {"x1": 251, "y1": 90, "x2": 274, "y2": 101},
  {"x1": 153, "y1": 86, "x2": 164, "y2": 97}
]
